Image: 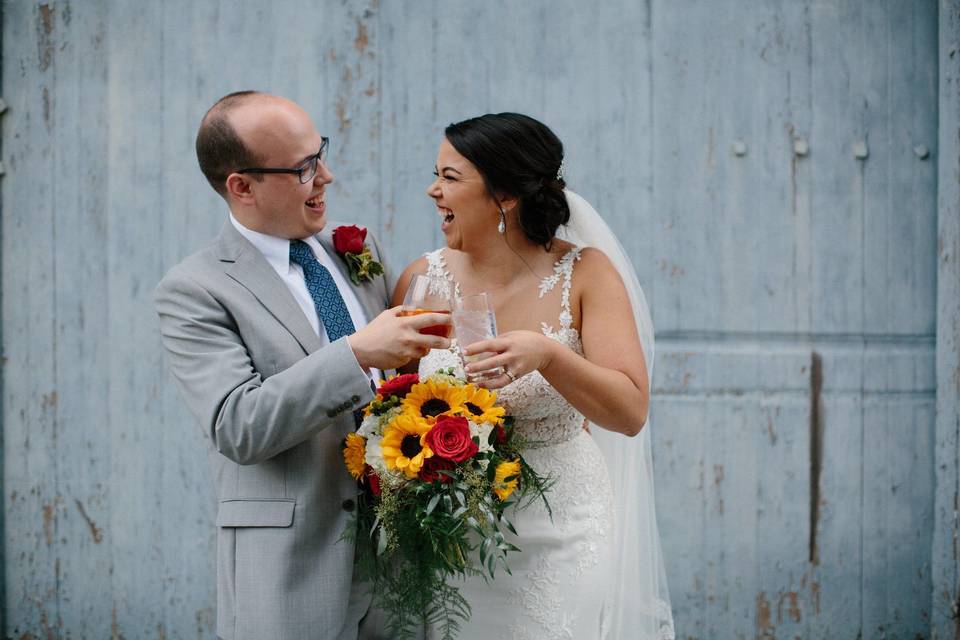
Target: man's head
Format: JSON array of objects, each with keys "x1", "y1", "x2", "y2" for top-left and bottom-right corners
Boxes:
[{"x1": 196, "y1": 91, "x2": 333, "y2": 239}]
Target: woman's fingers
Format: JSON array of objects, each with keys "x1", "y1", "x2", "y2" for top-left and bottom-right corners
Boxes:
[
  {"x1": 464, "y1": 353, "x2": 510, "y2": 375},
  {"x1": 463, "y1": 337, "x2": 507, "y2": 356}
]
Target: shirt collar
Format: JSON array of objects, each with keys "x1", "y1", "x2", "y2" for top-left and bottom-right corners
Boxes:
[{"x1": 229, "y1": 214, "x2": 325, "y2": 273}]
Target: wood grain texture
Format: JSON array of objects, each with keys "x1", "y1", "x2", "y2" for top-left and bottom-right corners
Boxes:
[
  {"x1": 933, "y1": 1, "x2": 960, "y2": 638},
  {"x1": 1, "y1": 1, "x2": 941, "y2": 637}
]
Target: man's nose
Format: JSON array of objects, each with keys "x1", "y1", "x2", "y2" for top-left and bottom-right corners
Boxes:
[{"x1": 315, "y1": 161, "x2": 334, "y2": 185}]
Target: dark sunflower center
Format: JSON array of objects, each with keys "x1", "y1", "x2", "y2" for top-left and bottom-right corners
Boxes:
[
  {"x1": 465, "y1": 402, "x2": 483, "y2": 416},
  {"x1": 400, "y1": 435, "x2": 422, "y2": 458},
  {"x1": 420, "y1": 399, "x2": 451, "y2": 418}
]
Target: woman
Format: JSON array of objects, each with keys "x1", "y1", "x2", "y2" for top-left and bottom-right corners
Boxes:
[{"x1": 392, "y1": 113, "x2": 674, "y2": 640}]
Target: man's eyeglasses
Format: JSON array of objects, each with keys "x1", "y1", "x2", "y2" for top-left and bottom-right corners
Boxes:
[{"x1": 237, "y1": 137, "x2": 329, "y2": 184}]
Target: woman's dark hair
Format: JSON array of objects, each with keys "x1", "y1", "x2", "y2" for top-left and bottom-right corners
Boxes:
[{"x1": 444, "y1": 113, "x2": 568, "y2": 248}]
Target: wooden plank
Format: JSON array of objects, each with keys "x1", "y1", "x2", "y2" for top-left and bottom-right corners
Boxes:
[
  {"x1": 861, "y1": 399, "x2": 936, "y2": 637},
  {"x1": 47, "y1": 2, "x2": 114, "y2": 636},
  {"x1": 3, "y1": 2, "x2": 63, "y2": 636},
  {"x1": 933, "y1": 1, "x2": 960, "y2": 637}
]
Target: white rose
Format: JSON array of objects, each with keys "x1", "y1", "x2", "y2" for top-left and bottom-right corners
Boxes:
[{"x1": 470, "y1": 420, "x2": 495, "y2": 454}]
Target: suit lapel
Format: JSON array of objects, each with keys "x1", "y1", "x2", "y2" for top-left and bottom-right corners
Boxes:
[
  {"x1": 218, "y1": 223, "x2": 323, "y2": 355},
  {"x1": 317, "y1": 227, "x2": 385, "y2": 326}
]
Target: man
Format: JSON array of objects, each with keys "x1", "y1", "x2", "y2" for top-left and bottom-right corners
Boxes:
[{"x1": 155, "y1": 91, "x2": 449, "y2": 640}]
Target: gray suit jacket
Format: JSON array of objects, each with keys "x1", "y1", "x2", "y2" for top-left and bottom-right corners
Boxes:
[{"x1": 155, "y1": 221, "x2": 391, "y2": 640}]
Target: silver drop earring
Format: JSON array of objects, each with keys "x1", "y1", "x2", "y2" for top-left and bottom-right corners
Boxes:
[{"x1": 497, "y1": 206, "x2": 506, "y2": 234}]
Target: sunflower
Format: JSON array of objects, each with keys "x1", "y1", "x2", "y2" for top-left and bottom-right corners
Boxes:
[
  {"x1": 401, "y1": 378, "x2": 468, "y2": 424},
  {"x1": 381, "y1": 413, "x2": 435, "y2": 478},
  {"x1": 343, "y1": 433, "x2": 367, "y2": 480},
  {"x1": 459, "y1": 385, "x2": 506, "y2": 425},
  {"x1": 493, "y1": 459, "x2": 521, "y2": 501}
]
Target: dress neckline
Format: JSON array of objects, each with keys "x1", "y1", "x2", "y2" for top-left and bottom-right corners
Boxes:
[{"x1": 424, "y1": 246, "x2": 583, "y2": 342}]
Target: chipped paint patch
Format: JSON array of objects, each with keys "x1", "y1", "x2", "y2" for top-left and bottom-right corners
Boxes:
[
  {"x1": 75, "y1": 498, "x2": 103, "y2": 543},
  {"x1": 38, "y1": 5, "x2": 55, "y2": 71}
]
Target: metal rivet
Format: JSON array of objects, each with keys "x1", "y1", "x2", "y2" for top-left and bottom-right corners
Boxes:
[
  {"x1": 732, "y1": 140, "x2": 748, "y2": 156},
  {"x1": 793, "y1": 138, "x2": 809, "y2": 156},
  {"x1": 913, "y1": 145, "x2": 930, "y2": 160},
  {"x1": 853, "y1": 140, "x2": 869, "y2": 159},
  {"x1": 0, "y1": 99, "x2": 7, "y2": 115}
]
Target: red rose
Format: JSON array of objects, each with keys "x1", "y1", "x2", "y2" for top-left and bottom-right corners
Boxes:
[
  {"x1": 495, "y1": 424, "x2": 507, "y2": 445},
  {"x1": 365, "y1": 466, "x2": 381, "y2": 496},
  {"x1": 333, "y1": 225, "x2": 367, "y2": 255},
  {"x1": 424, "y1": 415, "x2": 478, "y2": 463},
  {"x1": 418, "y1": 456, "x2": 456, "y2": 484},
  {"x1": 377, "y1": 373, "x2": 419, "y2": 399}
]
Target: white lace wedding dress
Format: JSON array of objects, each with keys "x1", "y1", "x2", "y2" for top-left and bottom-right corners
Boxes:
[{"x1": 420, "y1": 247, "x2": 618, "y2": 640}]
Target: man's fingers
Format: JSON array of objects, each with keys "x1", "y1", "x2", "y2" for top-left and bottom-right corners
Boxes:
[
  {"x1": 408, "y1": 332, "x2": 451, "y2": 351},
  {"x1": 404, "y1": 311, "x2": 453, "y2": 329}
]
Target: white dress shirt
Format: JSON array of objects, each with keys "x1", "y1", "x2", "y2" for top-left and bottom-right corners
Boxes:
[{"x1": 230, "y1": 214, "x2": 381, "y2": 382}]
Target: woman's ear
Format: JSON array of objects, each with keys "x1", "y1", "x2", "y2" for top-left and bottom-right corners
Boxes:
[{"x1": 496, "y1": 193, "x2": 519, "y2": 212}]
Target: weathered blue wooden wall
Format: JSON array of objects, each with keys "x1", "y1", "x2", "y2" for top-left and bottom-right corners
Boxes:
[{"x1": 1, "y1": 0, "x2": 951, "y2": 638}]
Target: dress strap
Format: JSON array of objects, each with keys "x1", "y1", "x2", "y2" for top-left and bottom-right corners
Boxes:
[
  {"x1": 423, "y1": 248, "x2": 461, "y2": 300},
  {"x1": 537, "y1": 247, "x2": 582, "y2": 330}
]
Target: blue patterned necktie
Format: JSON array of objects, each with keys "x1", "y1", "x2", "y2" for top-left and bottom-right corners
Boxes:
[{"x1": 289, "y1": 240, "x2": 356, "y2": 342}]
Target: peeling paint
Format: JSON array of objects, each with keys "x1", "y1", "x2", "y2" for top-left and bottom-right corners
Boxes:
[
  {"x1": 810, "y1": 580, "x2": 821, "y2": 615},
  {"x1": 42, "y1": 503, "x2": 55, "y2": 546},
  {"x1": 354, "y1": 19, "x2": 369, "y2": 55},
  {"x1": 42, "y1": 86, "x2": 51, "y2": 129},
  {"x1": 776, "y1": 591, "x2": 801, "y2": 623},
  {"x1": 756, "y1": 591, "x2": 773, "y2": 635},
  {"x1": 41, "y1": 390, "x2": 58, "y2": 410},
  {"x1": 112, "y1": 605, "x2": 126, "y2": 640},
  {"x1": 38, "y1": 4, "x2": 55, "y2": 72},
  {"x1": 75, "y1": 498, "x2": 103, "y2": 543},
  {"x1": 335, "y1": 97, "x2": 350, "y2": 133}
]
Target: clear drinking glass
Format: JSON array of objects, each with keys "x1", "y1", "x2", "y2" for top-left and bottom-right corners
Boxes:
[
  {"x1": 400, "y1": 274, "x2": 452, "y2": 337},
  {"x1": 452, "y1": 292, "x2": 504, "y2": 382}
]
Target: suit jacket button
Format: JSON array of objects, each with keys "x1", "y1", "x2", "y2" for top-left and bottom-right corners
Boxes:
[
  {"x1": 342, "y1": 499, "x2": 355, "y2": 512},
  {"x1": 326, "y1": 409, "x2": 336, "y2": 418},
  {"x1": 351, "y1": 394, "x2": 361, "y2": 403}
]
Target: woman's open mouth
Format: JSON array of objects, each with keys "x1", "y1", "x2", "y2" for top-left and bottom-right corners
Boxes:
[{"x1": 439, "y1": 207, "x2": 454, "y2": 229}]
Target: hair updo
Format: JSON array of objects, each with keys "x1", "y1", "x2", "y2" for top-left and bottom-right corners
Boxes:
[{"x1": 444, "y1": 113, "x2": 569, "y2": 249}]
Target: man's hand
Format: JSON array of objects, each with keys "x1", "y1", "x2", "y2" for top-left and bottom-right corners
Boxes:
[{"x1": 348, "y1": 306, "x2": 452, "y2": 370}]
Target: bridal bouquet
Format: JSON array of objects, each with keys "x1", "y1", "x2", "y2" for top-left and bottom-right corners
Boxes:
[{"x1": 342, "y1": 369, "x2": 552, "y2": 639}]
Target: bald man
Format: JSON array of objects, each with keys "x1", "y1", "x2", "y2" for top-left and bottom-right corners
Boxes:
[{"x1": 155, "y1": 92, "x2": 448, "y2": 640}]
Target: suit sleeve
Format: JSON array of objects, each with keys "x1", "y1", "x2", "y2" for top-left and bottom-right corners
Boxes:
[
  {"x1": 154, "y1": 269, "x2": 375, "y2": 465},
  {"x1": 367, "y1": 230, "x2": 395, "y2": 302}
]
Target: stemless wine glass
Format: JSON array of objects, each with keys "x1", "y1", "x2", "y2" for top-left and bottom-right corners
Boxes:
[
  {"x1": 400, "y1": 274, "x2": 452, "y2": 337},
  {"x1": 452, "y1": 292, "x2": 504, "y2": 383}
]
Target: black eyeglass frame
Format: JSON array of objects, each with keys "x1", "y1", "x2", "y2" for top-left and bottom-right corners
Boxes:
[{"x1": 236, "y1": 137, "x2": 329, "y2": 184}]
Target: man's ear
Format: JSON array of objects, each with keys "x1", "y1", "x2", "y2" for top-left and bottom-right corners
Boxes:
[{"x1": 225, "y1": 173, "x2": 256, "y2": 205}]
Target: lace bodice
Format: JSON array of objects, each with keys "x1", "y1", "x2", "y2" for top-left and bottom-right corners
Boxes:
[{"x1": 419, "y1": 247, "x2": 586, "y2": 447}]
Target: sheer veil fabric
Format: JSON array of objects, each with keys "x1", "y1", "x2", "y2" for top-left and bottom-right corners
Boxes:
[{"x1": 557, "y1": 190, "x2": 675, "y2": 639}]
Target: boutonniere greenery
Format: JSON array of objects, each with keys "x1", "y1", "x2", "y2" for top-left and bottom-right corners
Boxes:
[{"x1": 332, "y1": 225, "x2": 384, "y2": 285}]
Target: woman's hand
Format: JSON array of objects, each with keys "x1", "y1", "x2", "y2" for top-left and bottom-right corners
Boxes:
[{"x1": 462, "y1": 330, "x2": 559, "y2": 389}]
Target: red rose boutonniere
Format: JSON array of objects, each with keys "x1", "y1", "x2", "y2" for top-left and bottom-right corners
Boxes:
[{"x1": 332, "y1": 225, "x2": 384, "y2": 285}]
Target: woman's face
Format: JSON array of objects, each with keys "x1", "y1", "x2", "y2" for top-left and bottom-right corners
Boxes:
[{"x1": 426, "y1": 138, "x2": 499, "y2": 251}]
